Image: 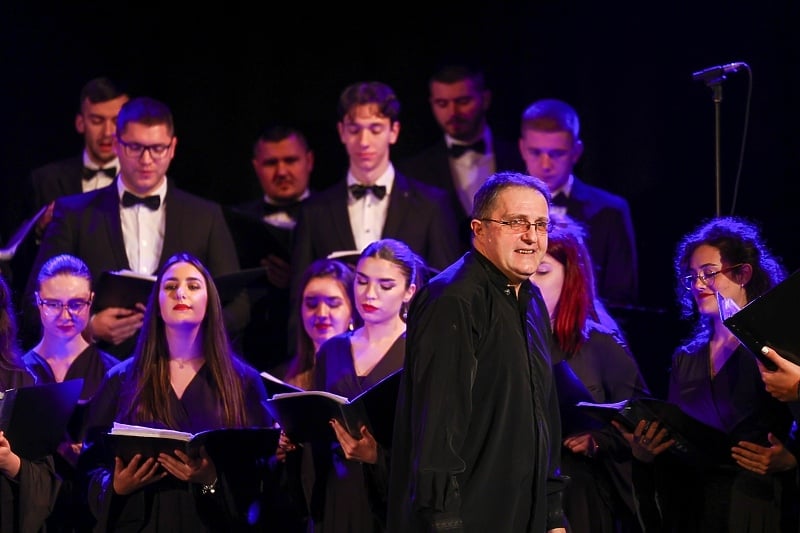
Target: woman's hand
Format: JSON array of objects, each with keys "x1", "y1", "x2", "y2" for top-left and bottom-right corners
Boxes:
[
  {"x1": 331, "y1": 419, "x2": 378, "y2": 464},
  {"x1": 275, "y1": 430, "x2": 299, "y2": 462},
  {"x1": 158, "y1": 446, "x2": 217, "y2": 486},
  {"x1": 563, "y1": 432, "x2": 600, "y2": 458},
  {"x1": 0, "y1": 431, "x2": 21, "y2": 479},
  {"x1": 57, "y1": 440, "x2": 83, "y2": 468},
  {"x1": 612, "y1": 419, "x2": 675, "y2": 463},
  {"x1": 732, "y1": 433, "x2": 798, "y2": 475},
  {"x1": 112, "y1": 454, "x2": 167, "y2": 495},
  {"x1": 757, "y1": 346, "x2": 800, "y2": 402}
]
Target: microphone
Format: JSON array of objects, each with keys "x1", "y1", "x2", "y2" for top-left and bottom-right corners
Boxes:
[{"x1": 691, "y1": 61, "x2": 749, "y2": 82}]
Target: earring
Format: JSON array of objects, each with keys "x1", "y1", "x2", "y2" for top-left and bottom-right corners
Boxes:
[{"x1": 348, "y1": 320, "x2": 354, "y2": 332}]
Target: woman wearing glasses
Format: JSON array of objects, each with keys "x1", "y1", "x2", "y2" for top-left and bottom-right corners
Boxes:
[
  {"x1": 615, "y1": 216, "x2": 799, "y2": 532},
  {"x1": 24, "y1": 253, "x2": 119, "y2": 533}
]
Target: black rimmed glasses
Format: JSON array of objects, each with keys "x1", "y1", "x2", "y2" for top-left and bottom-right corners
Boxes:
[
  {"x1": 35, "y1": 293, "x2": 92, "y2": 315},
  {"x1": 682, "y1": 263, "x2": 744, "y2": 291},
  {"x1": 480, "y1": 218, "x2": 554, "y2": 235},
  {"x1": 117, "y1": 137, "x2": 173, "y2": 159}
]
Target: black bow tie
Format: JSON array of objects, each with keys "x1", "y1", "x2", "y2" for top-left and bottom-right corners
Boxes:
[
  {"x1": 448, "y1": 139, "x2": 487, "y2": 158},
  {"x1": 82, "y1": 166, "x2": 117, "y2": 180},
  {"x1": 263, "y1": 201, "x2": 301, "y2": 219},
  {"x1": 349, "y1": 184, "x2": 387, "y2": 200},
  {"x1": 551, "y1": 192, "x2": 569, "y2": 207},
  {"x1": 121, "y1": 191, "x2": 161, "y2": 210}
]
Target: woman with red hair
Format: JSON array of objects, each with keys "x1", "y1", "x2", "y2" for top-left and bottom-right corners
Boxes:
[{"x1": 531, "y1": 214, "x2": 649, "y2": 533}]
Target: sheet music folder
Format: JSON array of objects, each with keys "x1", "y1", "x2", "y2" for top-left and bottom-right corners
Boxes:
[
  {"x1": 720, "y1": 268, "x2": 800, "y2": 370},
  {"x1": 0, "y1": 379, "x2": 84, "y2": 459},
  {"x1": 576, "y1": 397, "x2": 734, "y2": 467},
  {"x1": 264, "y1": 369, "x2": 401, "y2": 448},
  {"x1": 103, "y1": 423, "x2": 280, "y2": 464}
]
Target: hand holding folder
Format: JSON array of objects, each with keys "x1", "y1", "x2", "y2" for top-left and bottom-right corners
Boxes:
[
  {"x1": 264, "y1": 369, "x2": 402, "y2": 448},
  {"x1": 719, "y1": 269, "x2": 800, "y2": 370},
  {"x1": 576, "y1": 397, "x2": 734, "y2": 467},
  {"x1": 0, "y1": 379, "x2": 84, "y2": 460},
  {"x1": 103, "y1": 422, "x2": 280, "y2": 465}
]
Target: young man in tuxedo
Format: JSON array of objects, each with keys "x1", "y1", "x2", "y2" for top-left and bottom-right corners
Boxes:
[
  {"x1": 30, "y1": 76, "x2": 130, "y2": 237},
  {"x1": 397, "y1": 61, "x2": 524, "y2": 252},
  {"x1": 4, "y1": 77, "x2": 130, "y2": 313},
  {"x1": 519, "y1": 98, "x2": 639, "y2": 309},
  {"x1": 22, "y1": 96, "x2": 247, "y2": 358},
  {"x1": 290, "y1": 80, "x2": 461, "y2": 338},
  {"x1": 227, "y1": 123, "x2": 315, "y2": 368}
]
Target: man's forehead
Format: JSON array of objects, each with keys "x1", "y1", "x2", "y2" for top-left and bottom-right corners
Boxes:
[
  {"x1": 521, "y1": 129, "x2": 574, "y2": 147},
  {"x1": 120, "y1": 122, "x2": 172, "y2": 140},
  {"x1": 345, "y1": 104, "x2": 388, "y2": 122},
  {"x1": 493, "y1": 187, "x2": 548, "y2": 213},
  {"x1": 431, "y1": 78, "x2": 477, "y2": 93}
]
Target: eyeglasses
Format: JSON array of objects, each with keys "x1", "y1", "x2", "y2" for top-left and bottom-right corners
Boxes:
[
  {"x1": 682, "y1": 263, "x2": 744, "y2": 291},
  {"x1": 117, "y1": 138, "x2": 173, "y2": 160},
  {"x1": 480, "y1": 218, "x2": 554, "y2": 235},
  {"x1": 35, "y1": 294, "x2": 92, "y2": 315}
]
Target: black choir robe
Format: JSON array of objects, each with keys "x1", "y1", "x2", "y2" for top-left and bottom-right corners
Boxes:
[{"x1": 81, "y1": 357, "x2": 271, "y2": 532}]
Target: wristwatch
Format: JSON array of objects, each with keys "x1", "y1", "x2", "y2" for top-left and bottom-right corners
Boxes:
[{"x1": 200, "y1": 478, "x2": 218, "y2": 495}]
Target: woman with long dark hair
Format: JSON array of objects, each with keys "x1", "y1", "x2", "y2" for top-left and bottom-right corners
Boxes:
[{"x1": 82, "y1": 252, "x2": 271, "y2": 531}]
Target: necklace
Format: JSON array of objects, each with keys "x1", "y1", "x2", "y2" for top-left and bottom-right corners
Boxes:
[{"x1": 171, "y1": 356, "x2": 202, "y2": 369}]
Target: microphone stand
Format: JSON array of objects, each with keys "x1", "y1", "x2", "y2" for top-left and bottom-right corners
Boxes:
[{"x1": 701, "y1": 75, "x2": 726, "y2": 217}]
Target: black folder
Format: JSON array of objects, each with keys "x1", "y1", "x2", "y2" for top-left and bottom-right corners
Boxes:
[
  {"x1": 223, "y1": 206, "x2": 291, "y2": 264},
  {"x1": 576, "y1": 397, "x2": 734, "y2": 467},
  {"x1": 214, "y1": 267, "x2": 273, "y2": 305},
  {"x1": 720, "y1": 268, "x2": 800, "y2": 370},
  {"x1": 104, "y1": 423, "x2": 280, "y2": 464},
  {"x1": 0, "y1": 379, "x2": 84, "y2": 459},
  {"x1": 260, "y1": 371, "x2": 303, "y2": 398},
  {"x1": 91, "y1": 270, "x2": 156, "y2": 312},
  {"x1": 264, "y1": 369, "x2": 401, "y2": 448}
]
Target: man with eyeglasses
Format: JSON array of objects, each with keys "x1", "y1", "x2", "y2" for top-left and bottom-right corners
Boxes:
[
  {"x1": 389, "y1": 172, "x2": 567, "y2": 532},
  {"x1": 22, "y1": 96, "x2": 247, "y2": 360},
  {"x1": 519, "y1": 98, "x2": 638, "y2": 311}
]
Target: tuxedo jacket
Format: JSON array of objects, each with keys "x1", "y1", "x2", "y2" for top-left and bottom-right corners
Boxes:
[
  {"x1": 5, "y1": 156, "x2": 101, "y2": 303},
  {"x1": 396, "y1": 136, "x2": 525, "y2": 253},
  {"x1": 291, "y1": 170, "x2": 460, "y2": 275},
  {"x1": 30, "y1": 155, "x2": 89, "y2": 211},
  {"x1": 21, "y1": 179, "x2": 247, "y2": 358},
  {"x1": 561, "y1": 177, "x2": 639, "y2": 308},
  {"x1": 224, "y1": 198, "x2": 308, "y2": 369},
  {"x1": 290, "y1": 171, "x2": 461, "y2": 304}
]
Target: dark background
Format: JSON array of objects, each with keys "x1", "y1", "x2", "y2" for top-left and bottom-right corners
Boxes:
[{"x1": 2, "y1": 2, "x2": 798, "y2": 395}]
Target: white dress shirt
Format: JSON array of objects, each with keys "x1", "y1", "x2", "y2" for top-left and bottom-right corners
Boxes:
[
  {"x1": 81, "y1": 151, "x2": 118, "y2": 192},
  {"x1": 118, "y1": 178, "x2": 167, "y2": 275},
  {"x1": 346, "y1": 165, "x2": 395, "y2": 252},
  {"x1": 446, "y1": 127, "x2": 497, "y2": 214}
]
